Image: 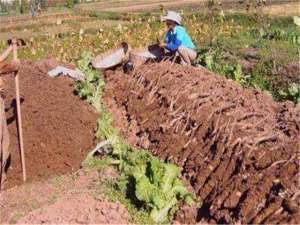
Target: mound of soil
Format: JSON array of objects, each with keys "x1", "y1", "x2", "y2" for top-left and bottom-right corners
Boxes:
[
  {"x1": 3, "y1": 61, "x2": 98, "y2": 189},
  {"x1": 103, "y1": 62, "x2": 300, "y2": 224},
  {"x1": 1, "y1": 168, "x2": 129, "y2": 224}
]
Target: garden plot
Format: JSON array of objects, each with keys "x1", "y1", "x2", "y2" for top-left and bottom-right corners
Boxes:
[
  {"x1": 103, "y1": 62, "x2": 300, "y2": 224},
  {"x1": 3, "y1": 59, "x2": 98, "y2": 189}
]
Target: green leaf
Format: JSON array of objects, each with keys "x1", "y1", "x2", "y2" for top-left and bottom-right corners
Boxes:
[
  {"x1": 135, "y1": 175, "x2": 156, "y2": 204},
  {"x1": 288, "y1": 83, "x2": 299, "y2": 96},
  {"x1": 149, "y1": 159, "x2": 164, "y2": 186},
  {"x1": 161, "y1": 164, "x2": 180, "y2": 192},
  {"x1": 150, "y1": 198, "x2": 177, "y2": 223},
  {"x1": 151, "y1": 193, "x2": 168, "y2": 209},
  {"x1": 233, "y1": 64, "x2": 243, "y2": 84},
  {"x1": 172, "y1": 179, "x2": 194, "y2": 205},
  {"x1": 204, "y1": 54, "x2": 213, "y2": 70}
]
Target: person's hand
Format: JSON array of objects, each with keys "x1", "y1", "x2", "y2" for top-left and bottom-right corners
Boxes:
[{"x1": 159, "y1": 42, "x2": 166, "y2": 48}]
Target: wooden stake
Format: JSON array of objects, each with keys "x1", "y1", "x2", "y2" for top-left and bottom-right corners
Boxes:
[{"x1": 14, "y1": 71, "x2": 26, "y2": 182}]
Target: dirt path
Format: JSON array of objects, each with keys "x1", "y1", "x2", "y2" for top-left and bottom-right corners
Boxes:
[
  {"x1": 2, "y1": 59, "x2": 98, "y2": 189},
  {"x1": 103, "y1": 62, "x2": 300, "y2": 224},
  {"x1": 0, "y1": 167, "x2": 130, "y2": 224}
]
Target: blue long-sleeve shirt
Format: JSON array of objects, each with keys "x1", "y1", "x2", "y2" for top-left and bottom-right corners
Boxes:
[{"x1": 165, "y1": 25, "x2": 195, "y2": 52}]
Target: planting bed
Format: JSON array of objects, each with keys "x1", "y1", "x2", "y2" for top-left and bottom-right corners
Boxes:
[
  {"x1": 103, "y1": 62, "x2": 299, "y2": 224},
  {"x1": 3, "y1": 59, "x2": 97, "y2": 189}
]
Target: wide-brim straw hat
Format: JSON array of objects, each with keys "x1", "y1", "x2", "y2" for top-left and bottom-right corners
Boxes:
[{"x1": 162, "y1": 11, "x2": 182, "y2": 25}]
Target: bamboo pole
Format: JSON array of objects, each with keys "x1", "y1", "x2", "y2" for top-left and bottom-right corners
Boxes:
[
  {"x1": 12, "y1": 42, "x2": 26, "y2": 182},
  {"x1": 14, "y1": 71, "x2": 26, "y2": 182}
]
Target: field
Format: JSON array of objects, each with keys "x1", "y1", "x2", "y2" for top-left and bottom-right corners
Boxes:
[{"x1": 0, "y1": 0, "x2": 299, "y2": 224}]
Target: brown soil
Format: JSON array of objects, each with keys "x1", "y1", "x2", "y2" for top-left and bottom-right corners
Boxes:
[
  {"x1": 103, "y1": 62, "x2": 300, "y2": 224},
  {"x1": 2, "y1": 60, "x2": 98, "y2": 189},
  {"x1": 0, "y1": 168, "x2": 129, "y2": 224}
]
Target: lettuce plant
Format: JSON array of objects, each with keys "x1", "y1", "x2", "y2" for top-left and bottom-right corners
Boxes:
[
  {"x1": 95, "y1": 113, "x2": 194, "y2": 223},
  {"x1": 75, "y1": 52, "x2": 105, "y2": 112}
]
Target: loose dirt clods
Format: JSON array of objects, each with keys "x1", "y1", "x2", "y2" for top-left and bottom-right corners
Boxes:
[
  {"x1": 0, "y1": 168, "x2": 130, "y2": 224},
  {"x1": 103, "y1": 61, "x2": 300, "y2": 224},
  {"x1": 3, "y1": 60, "x2": 98, "y2": 189}
]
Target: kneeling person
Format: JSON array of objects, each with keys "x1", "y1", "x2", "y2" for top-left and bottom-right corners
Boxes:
[{"x1": 160, "y1": 11, "x2": 197, "y2": 66}]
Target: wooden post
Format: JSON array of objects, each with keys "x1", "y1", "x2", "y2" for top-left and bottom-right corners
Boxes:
[{"x1": 14, "y1": 71, "x2": 26, "y2": 182}]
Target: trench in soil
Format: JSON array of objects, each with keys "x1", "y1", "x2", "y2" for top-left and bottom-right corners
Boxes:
[{"x1": 3, "y1": 60, "x2": 98, "y2": 189}]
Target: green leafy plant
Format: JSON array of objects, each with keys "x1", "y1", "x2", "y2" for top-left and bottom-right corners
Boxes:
[
  {"x1": 93, "y1": 112, "x2": 195, "y2": 223},
  {"x1": 247, "y1": 68, "x2": 269, "y2": 90},
  {"x1": 131, "y1": 158, "x2": 193, "y2": 223},
  {"x1": 279, "y1": 83, "x2": 300, "y2": 104},
  {"x1": 75, "y1": 52, "x2": 104, "y2": 111},
  {"x1": 104, "y1": 178, "x2": 154, "y2": 224},
  {"x1": 251, "y1": 27, "x2": 300, "y2": 46},
  {"x1": 66, "y1": 0, "x2": 75, "y2": 9},
  {"x1": 287, "y1": 31, "x2": 300, "y2": 45},
  {"x1": 195, "y1": 47, "x2": 219, "y2": 71},
  {"x1": 222, "y1": 63, "x2": 245, "y2": 84},
  {"x1": 196, "y1": 48, "x2": 247, "y2": 85}
]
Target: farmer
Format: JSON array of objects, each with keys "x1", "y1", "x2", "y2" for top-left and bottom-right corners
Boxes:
[
  {"x1": 0, "y1": 38, "x2": 20, "y2": 189},
  {"x1": 92, "y1": 11, "x2": 196, "y2": 70},
  {"x1": 159, "y1": 11, "x2": 197, "y2": 66}
]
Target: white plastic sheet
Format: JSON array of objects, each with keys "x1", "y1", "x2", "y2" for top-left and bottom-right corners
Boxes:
[{"x1": 48, "y1": 66, "x2": 85, "y2": 81}]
